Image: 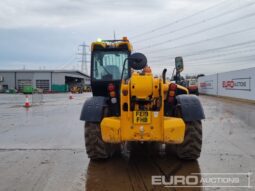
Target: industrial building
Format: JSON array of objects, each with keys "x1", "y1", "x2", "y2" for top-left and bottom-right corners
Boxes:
[{"x1": 0, "y1": 70, "x2": 90, "y2": 92}]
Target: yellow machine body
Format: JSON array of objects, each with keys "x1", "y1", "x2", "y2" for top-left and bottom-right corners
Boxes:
[{"x1": 101, "y1": 72, "x2": 187, "y2": 144}]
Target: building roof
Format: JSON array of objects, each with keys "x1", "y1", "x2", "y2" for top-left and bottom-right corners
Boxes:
[{"x1": 0, "y1": 70, "x2": 90, "y2": 78}]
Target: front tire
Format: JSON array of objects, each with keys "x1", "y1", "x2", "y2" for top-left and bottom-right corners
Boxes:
[
  {"x1": 166, "y1": 121, "x2": 202, "y2": 160},
  {"x1": 176, "y1": 121, "x2": 202, "y2": 160},
  {"x1": 84, "y1": 122, "x2": 112, "y2": 160}
]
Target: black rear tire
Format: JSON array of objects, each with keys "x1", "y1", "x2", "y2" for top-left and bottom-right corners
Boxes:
[
  {"x1": 166, "y1": 121, "x2": 202, "y2": 160},
  {"x1": 84, "y1": 122, "x2": 112, "y2": 160}
]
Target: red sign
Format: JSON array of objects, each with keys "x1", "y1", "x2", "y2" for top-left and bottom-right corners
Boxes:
[
  {"x1": 200, "y1": 80, "x2": 213, "y2": 89},
  {"x1": 222, "y1": 81, "x2": 234, "y2": 88},
  {"x1": 222, "y1": 78, "x2": 251, "y2": 91}
]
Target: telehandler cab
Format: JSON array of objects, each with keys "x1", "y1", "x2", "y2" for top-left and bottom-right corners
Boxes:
[{"x1": 80, "y1": 37, "x2": 205, "y2": 160}]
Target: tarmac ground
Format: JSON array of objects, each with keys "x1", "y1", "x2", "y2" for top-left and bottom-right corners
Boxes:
[{"x1": 0, "y1": 93, "x2": 254, "y2": 191}]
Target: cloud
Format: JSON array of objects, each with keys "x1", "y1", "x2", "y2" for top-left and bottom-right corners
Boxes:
[
  {"x1": 0, "y1": 0, "x2": 175, "y2": 28},
  {"x1": 0, "y1": 0, "x2": 254, "y2": 74}
]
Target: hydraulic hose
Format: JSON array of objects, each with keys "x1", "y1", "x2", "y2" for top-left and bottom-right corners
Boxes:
[{"x1": 162, "y1": 68, "x2": 167, "y2": 83}]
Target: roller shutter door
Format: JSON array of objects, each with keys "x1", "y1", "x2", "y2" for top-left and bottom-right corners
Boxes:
[
  {"x1": 18, "y1": 80, "x2": 32, "y2": 91},
  {"x1": 36, "y1": 80, "x2": 49, "y2": 91}
]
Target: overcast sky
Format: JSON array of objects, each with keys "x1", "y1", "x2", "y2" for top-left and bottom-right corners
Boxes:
[{"x1": 0, "y1": 0, "x2": 255, "y2": 76}]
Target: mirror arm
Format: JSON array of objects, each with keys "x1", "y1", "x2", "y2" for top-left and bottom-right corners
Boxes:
[{"x1": 170, "y1": 68, "x2": 176, "y2": 81}]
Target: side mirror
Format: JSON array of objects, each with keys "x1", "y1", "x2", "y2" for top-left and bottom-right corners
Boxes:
[
  {"x1": 128, "y1": 53, "x2": 147, "y2": 70},
  {"x1": 175, "y1": 56, "x2": 184, "y2": 73}
]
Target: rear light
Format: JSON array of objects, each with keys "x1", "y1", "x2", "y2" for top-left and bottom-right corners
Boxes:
[
  {"x1": 143, "y1": 66, "x2": 152, "y2": 74},
  {"x1": 108, "y1": 83, "x2": 115, "y2": 92},
  {"x1": 123, "y1": 37, "x2": 128, "y2": 41},
  {"x1": 169, "y1": 91, "x2": 175, "y2": 97},
  {"x1": 169, "y1": 83, "x2": 177, "y2": 91},
  {"x1": 110, "y1": 91, "x2": 116, "y2": 97},
  {"x1": 108, "y1": 83, "x2": 116, "y2": 103},
  {"x1": 168, "y1": 83, "x2": 177, "y2": 103}
]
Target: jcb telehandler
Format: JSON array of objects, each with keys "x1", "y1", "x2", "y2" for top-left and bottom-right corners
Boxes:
[{"x1": 80, "y1": 37, "x2": 205, "y2": 160}]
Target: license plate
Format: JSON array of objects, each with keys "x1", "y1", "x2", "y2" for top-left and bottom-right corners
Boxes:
[{"x1": 133, "y1": 111, "x2": 151, "y2": 124}]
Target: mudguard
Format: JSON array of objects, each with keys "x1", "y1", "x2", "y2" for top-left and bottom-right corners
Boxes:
[
  {"x1": 80, "y1": 96, "x2": 107, "y2": 122},
  {"x1": 176, "y1": 95, "x2": 205, "y2": 122}
]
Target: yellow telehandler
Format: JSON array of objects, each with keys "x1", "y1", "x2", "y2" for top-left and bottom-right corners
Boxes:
[{"x1": 80, "y1": 37, "x2": 205, "y2": 160}]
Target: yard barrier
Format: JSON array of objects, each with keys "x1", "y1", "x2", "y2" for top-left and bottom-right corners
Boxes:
[{"x1": 198, "y1": 67, "x2": 255, "y2": 101}]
